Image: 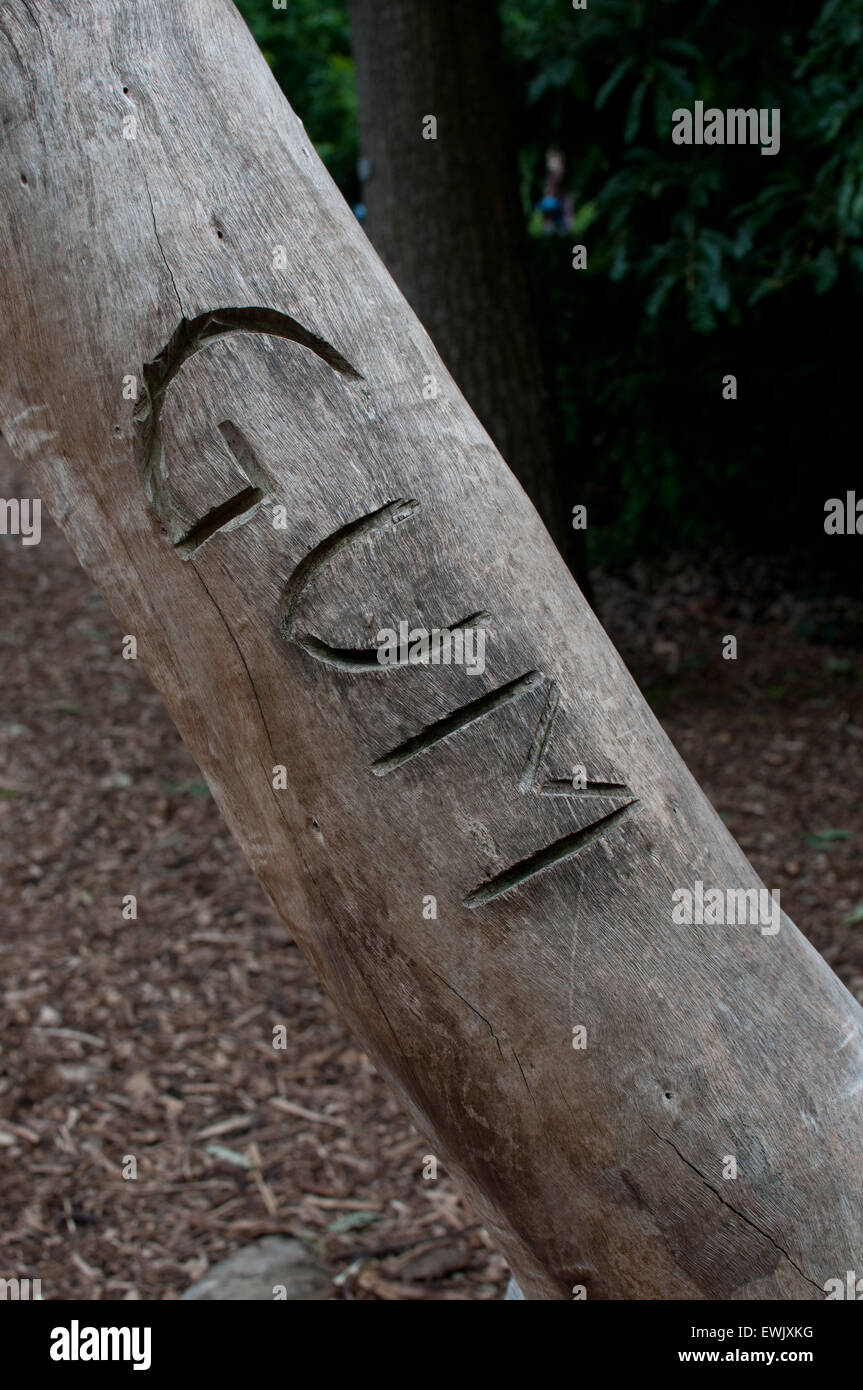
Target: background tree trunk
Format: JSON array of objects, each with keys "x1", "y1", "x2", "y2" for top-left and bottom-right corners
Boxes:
[
  {"x1": 1, "y1": 0, "x2": 861, "y2": 1299},
  {"x1": 350, "y1": 0, "x2": 585, "y2": 581}
]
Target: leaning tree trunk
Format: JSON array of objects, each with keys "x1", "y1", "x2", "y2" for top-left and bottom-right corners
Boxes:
[
  {"x1": 1, "y1": 0, "x2": 860, "y2": 1300},
  {"x1": 350, "y1": 0, "x2": 585, "y2": 580}
]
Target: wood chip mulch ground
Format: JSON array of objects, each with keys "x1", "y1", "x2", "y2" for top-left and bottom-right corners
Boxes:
[{"x1": 2, "y1": 468, "x2": 861, "y2": 1300}]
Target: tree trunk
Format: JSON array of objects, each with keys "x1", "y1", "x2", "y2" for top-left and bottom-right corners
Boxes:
[
  {"x1": 350, "y1": 0, "x2": 584, "y2": 580},
  {"x1": 1, "y1": 0, "x2": 860, "y2": 1300}
]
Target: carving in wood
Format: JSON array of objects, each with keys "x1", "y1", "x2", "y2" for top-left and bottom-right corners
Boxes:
[{"x1": 136, "y1": 310, "x2": 638, "y2": 909}]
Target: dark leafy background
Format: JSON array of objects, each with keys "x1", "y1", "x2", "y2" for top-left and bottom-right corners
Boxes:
[{"x1": 236, "y1": 0, "x2": 861, "y2": 574}]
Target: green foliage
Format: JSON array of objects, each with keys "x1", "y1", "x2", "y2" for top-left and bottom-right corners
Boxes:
[
  {"x1": 502, "y1": 0, "x2": 863, "y2": 326},
  {"x1": 806, "y1": 827, "x2": 856, "y2": 849},
  {"x1": 501, "y1": 0, "x2": 862, "y2": 566},
  {"x1": 164, "y1": 778, "x2": 212, "y2": 799}
]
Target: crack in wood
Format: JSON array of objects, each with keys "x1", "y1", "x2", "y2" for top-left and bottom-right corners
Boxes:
[
  {"x1": 427, "y1": 967, "x2": 504, "y2": 1057},
  {"x1": 646, "y1": 1125, "x2": 822, "y2": 1293}
]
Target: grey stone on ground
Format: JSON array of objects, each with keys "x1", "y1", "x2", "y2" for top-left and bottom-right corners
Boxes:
[{"x1": 181, "y1": 1237, "x2": 331, "y2": 1300}]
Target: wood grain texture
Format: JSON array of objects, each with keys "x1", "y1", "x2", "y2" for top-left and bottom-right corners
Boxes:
[{"x1": 1, "y1": 0, "x2": 860, "y2": 1299}]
